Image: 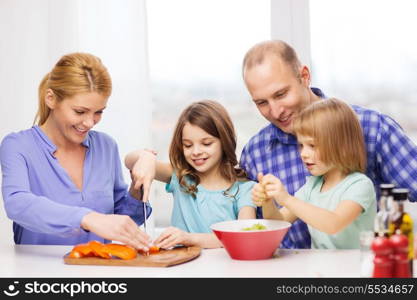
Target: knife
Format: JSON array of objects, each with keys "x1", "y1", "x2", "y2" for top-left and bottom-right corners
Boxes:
[{"x1": 141, "y1": 186, "x2": 147, "y2": 233}]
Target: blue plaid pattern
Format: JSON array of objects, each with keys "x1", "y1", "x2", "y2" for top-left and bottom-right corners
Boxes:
[{"x1": 240, "y1": 88, "x2": 417, "y2": 249}]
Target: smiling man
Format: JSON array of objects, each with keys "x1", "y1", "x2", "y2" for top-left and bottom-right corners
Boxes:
[{"x1": 239, "y1": 40, "x2": 417, "y2": 249}]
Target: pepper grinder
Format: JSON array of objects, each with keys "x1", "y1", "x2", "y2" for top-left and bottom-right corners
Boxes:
[
  {"x1": 371, "y1": 235, "x2": 394, "y2": 277},
  {"x1": 390, "y1": 230, "x2": 411, "y2": 278}
]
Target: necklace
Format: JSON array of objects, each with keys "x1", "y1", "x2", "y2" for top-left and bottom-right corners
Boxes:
[{"x1": 222, "y1": 183, "x2": 240, "y2": 201}]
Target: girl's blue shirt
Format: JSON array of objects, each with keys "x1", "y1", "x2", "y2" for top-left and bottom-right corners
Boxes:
[{"x1": 166, "y1": 172, "x2": 256, "y2": 233}]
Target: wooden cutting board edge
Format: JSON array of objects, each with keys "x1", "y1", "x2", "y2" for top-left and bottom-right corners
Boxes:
[{"x1": 63, "y1": 246, "x2": 202, "y2": 268}]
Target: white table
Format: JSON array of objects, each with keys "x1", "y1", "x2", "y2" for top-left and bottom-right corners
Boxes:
[{"x1": 0, "y1": 244, "x2": 362, "y2": 278}]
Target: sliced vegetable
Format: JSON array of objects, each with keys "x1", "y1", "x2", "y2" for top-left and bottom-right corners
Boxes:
[
  {"x1": 71, "y1": 243, "x2": 94, "y2": 256},
  {"x1": 242, "y1": 223, "x2": 267, "y2": 231},
  {"x1": 88, "y1": 240, "x2": 111, "y2": 259},
  {"x1": 149, "y1": 245, "x2": 160, "y2": 254},
  {"x1": 68, "y1": 250, "x2": 82, "y2": 258},
  {"x1": 103, "y1": 243, "x2": 137, "y2": 260},
  {"x1": 68, "y1": 241, "x2": 161, "y2": 259},
  {"x1": 138, "y1": 245, "x2": 160, "y2": 256}
]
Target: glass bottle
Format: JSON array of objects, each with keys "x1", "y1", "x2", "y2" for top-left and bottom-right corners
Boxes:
[
  {"x1": 360, "y1": 230, "x2": 376, "y2": 277},
  {"x1": 374, "y1": 183, "x2": 394, "y2": 237},
  {"x1": 388, "y1": 188, "x2": 414, "y2": 277}
]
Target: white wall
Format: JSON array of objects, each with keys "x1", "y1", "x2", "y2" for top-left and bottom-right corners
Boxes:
[{"x1": 0, "y1": 0, "x2": 152, "y2": 244}]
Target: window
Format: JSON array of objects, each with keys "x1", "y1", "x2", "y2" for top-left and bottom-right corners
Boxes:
[
  {"x1": 310, "y1": 0, "x2": 417, "y2": 142},
  {"x1": 146, "y1": 0, "x2": 270, "y2": 228}
]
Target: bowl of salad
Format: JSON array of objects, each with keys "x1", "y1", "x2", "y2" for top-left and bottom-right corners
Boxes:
[{"x1": 210, "y1": 219, "x2": 291, "y2": 260}]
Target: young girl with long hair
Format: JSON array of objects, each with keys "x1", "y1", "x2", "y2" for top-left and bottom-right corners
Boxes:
[
  {"x1": 252, "y1": 98, "x2": 376, "y2": 249},
  {"x1": 125, "y1": 100, "x2": 256, "y2": 248}
]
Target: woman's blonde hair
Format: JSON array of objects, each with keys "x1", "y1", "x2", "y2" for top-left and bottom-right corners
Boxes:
[
  {"x1": 35, "y1": 53, "x2": 112, "y2": 125},
  {"x1": 293, "y1": 98, "x2": 366, "y2": 174},
  {"x1": 169, "y1": 100, "x2": 247, "y2": 198}
]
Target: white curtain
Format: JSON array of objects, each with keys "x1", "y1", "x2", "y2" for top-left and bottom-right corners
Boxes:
[
  {"x1": 0, "y1": 0, "x2": 152, "y2": 244},
  {"x1": 271, "y1": 0, "x2": 312, "y2": 69}
]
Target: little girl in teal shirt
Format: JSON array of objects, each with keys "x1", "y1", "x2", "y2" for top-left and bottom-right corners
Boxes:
[
  {"x1": 252, "y1": 98, "x2": 376, "y2": 249},
  {"x1": 126, "y1": 100, "x2": 256, "y2": 248}
]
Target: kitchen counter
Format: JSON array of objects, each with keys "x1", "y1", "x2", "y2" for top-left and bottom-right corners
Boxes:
[{"x1": 0, "y1": 244, "x2": 364, "y2": 278}]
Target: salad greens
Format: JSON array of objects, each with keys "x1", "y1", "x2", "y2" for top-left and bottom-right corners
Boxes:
[{"x1": 242, "y1": 223, "x2": 267, "y2": 231}]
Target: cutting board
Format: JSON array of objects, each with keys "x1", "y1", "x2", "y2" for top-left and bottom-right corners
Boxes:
[{"x1": 63, "y1": 246, "x2": 201, "y2": 267}]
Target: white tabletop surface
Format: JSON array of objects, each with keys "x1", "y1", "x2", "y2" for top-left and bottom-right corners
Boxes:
[{"x1": 0, "y1": 244, "x2": 364, "y2": 278}]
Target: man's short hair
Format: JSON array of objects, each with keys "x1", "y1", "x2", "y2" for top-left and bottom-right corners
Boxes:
[{"x1": 242, "y1": 40, "x2": 302, "y2": 78}]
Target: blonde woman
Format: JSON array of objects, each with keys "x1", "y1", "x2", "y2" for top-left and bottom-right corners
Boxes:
[
  {"x1": 252, "y1": 98, "x2": 377, "y2": 249},
  {"x1": 0, "y1": 53, "x2": 151, "y2": 250}
]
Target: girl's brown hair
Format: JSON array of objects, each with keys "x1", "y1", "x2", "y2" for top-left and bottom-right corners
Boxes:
[
  {"x1": 35, "y1": 52, "x2": 112, "y2": 125},
  {"x1": 169, "y1": 100, "x2": 247, "y2": 197},
  {"x1": 293, "y1": 98, "x2": 366, "y2": 174}
]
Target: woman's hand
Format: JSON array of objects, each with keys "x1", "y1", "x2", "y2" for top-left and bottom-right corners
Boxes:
[
  {"x1": 153, "y1": 227, "x2": 192, "y2": 249},
  {"x1": 81, "y1": 212, "x2": 152, "y2": 251},
  {"x1": 129, "y1": 149, "x2": 157, "y2": 202}
]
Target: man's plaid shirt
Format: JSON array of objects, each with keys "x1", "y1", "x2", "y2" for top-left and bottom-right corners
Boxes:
[{"x1": 240, "y1": 88, "x2": 417, "y2": 249}]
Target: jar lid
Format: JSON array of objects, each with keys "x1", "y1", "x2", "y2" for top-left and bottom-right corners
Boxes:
[
  {"x1": 392, "y1": 188, "x2": 409, "y2": 201},
  {"x1": 380, "y1": 183, "x2": 395, "y2": 195},
  {"x1": 380, "y1": 183, "x2": 395, "y2": 190}
]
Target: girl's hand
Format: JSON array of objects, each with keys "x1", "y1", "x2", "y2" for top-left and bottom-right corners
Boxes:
[
  {"x1": 81, "y1": 212, "x2": 152, "y2": 251},
  {"x1": 260, "y1": 174, "x2": 289, "y2": 205},
  {"x1": 153, "y1": 227, "x2": 192, "y2": 249},
  {"x1": 251, "y1": 173, "x2": 271, "y2": 206},
  {"x1": 130, "y1": 150, "x2": 157, "y2": 202}
]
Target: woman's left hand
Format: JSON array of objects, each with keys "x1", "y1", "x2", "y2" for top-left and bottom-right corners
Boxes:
[
  {"x1": 128, "y1": 180, "x2": 143, "y2": 200},
  {"x1": 153, "y1": 226, "x2": 192, "y2": 249},
  {"x1": 130, "y1": 150, "x2": 157, "y2": 202}
]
